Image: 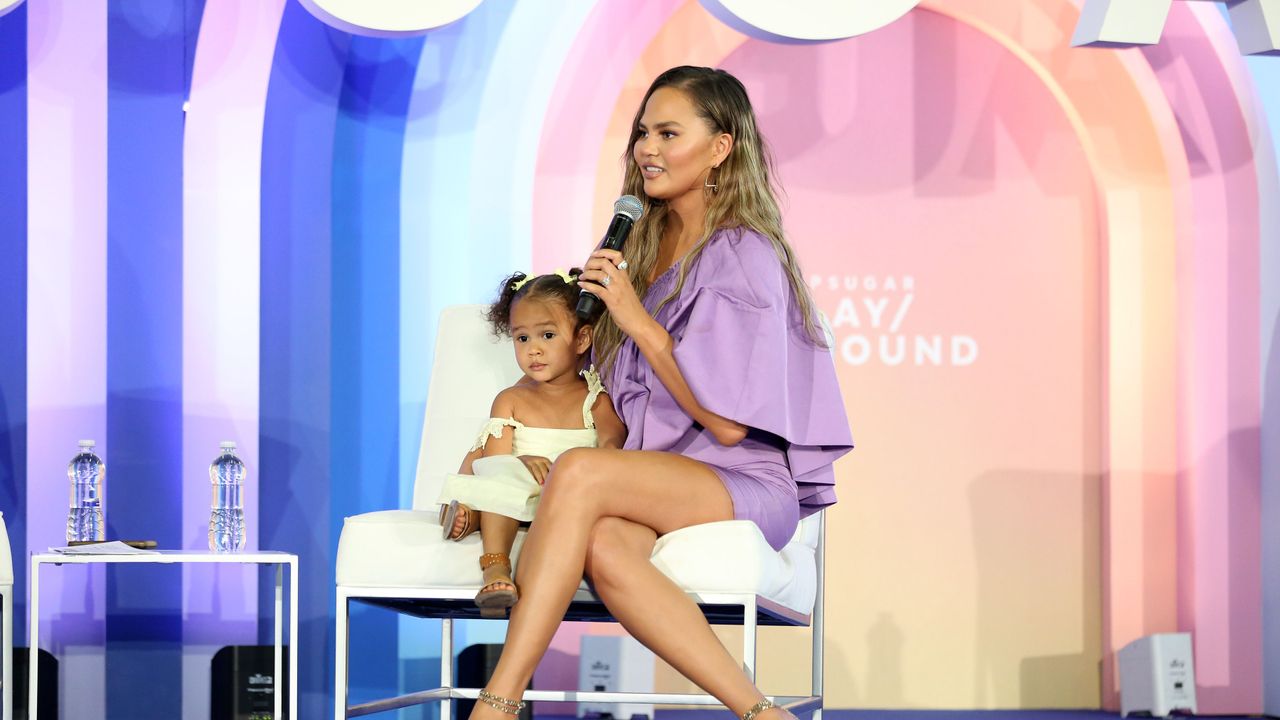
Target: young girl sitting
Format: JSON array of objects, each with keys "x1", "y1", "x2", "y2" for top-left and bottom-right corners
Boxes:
[{"x1": 438, "y1": 269, "x2": 626, "y2": 617}]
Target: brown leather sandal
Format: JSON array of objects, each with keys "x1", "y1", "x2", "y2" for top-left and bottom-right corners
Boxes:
[
  {"x1": 475, "y1": 552, "x2": 519, "y2": 618},
  {"x1": 440, "y1": 500, "x2": 479, "y2": 541}
]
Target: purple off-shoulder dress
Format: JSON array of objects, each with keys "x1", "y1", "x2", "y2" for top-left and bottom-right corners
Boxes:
[{"x1": 606, "y1": 227, "x2": 855, "y2": 550}]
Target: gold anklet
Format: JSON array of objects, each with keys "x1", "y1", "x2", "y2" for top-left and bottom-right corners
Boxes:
[
  {"x1": 478, "y1": 688, "x2": 525, "y2": 715},
  {"x1": 742, "y1": 699, "x2": 778, "y2": 720}
]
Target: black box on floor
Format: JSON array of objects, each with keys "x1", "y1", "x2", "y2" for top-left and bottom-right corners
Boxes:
[
  {"x1": 458, "y1": 644, "x2": 532, "y2": 720},
  {"x1": 211, "y1": 645, "x2": 290, "y2": 719},
  {"x1": 13, "y1": 648, "x2": 58, "y2": 720}
]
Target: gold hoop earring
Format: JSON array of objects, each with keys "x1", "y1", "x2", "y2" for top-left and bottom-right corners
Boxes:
[{"x1": 704, "y1": 166, "x2": 719, "y2": 193}]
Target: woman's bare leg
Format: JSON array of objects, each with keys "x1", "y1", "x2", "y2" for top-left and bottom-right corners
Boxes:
[
  {"x1": 582, "y1": 516, "x2": 776, "y2": 717},
  {"x1": 469, "y1": 448, "x2": 734, "y2": 716}
]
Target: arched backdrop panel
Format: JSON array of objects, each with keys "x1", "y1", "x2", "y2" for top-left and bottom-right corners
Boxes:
[{"x1": 0, "y1": 0, "x2": 1276, "y2": 717}]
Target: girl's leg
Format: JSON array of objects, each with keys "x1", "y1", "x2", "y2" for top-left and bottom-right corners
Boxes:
[
  {"x1": 479, "y1": 512, "x2": 521, "y2": 594},
  {"x1": 582, "y1": 516, "x2": 782, "y2": 718},
  {"x1": 470, "y1": 448, "x2": 736, "y2": 717}
]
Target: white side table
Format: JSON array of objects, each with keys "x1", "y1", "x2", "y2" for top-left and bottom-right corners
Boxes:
[{"x1": 28, "y1": 551, "x2": 298, "y2": 719}]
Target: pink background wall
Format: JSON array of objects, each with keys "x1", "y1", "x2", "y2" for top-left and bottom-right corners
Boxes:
[{"x1": 528, "y1": 0, "x2": 1274, "y2": 711}]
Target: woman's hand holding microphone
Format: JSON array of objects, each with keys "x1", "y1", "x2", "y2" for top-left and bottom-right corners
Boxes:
[{"x1": 577, "y1": 249, "x2": 664, "y2": 349}]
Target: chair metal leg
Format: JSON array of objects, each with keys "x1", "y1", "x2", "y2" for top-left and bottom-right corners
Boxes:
[
  {"x1": 27, "y1": 559, "x2": 37, "y2": 720},
  {"x1": 335, "y1": 589, "x2": 349, "y2": 720},
  {"x1": 811, "y1": 511, "x2": 826, "y2": 720},
  {"x1": 440, "y1": 618, "x2": 453, "y2": 720},
  {"x1": 2, "y1": 584, "x2": 12, "y2": 720},
  {"x1": 291, "y1": 560, "x2": 299, "y2": 720},
  {"x1": 742, "y1": 596, "x2": 758, "y2": 682},
  {"x1": 274, "y1": 566, "x2": 283, "y2": 720}
]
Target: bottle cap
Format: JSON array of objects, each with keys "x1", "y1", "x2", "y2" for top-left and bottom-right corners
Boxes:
[
  {"x1": 219, "y1": 441, "x2": 236, "y2": 450},
  {"x1": 78, "y1": 439, "x2": 95, "y2": 448}
]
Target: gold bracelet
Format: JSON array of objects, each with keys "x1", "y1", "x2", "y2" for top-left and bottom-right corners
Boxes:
[{"x1": 742, "y1": 699, "x2": 778, "y2": 720}]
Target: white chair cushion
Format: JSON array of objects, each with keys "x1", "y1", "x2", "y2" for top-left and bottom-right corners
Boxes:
[
  {"x1": 0, "y1": 511, "x2": 12, "y2": 586},
  {"x1": 336, "y1": 509, "x2": 818, "y2": 616},
  {"x1": 337, "y1": 510, "x2": 531, "y2": 590},
  {"x1": 651, "y1": 520, "x2": 816, "y2": 613}
]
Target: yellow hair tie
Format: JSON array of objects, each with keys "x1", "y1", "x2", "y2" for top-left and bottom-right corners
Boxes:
[{"x1": 513, "y1": 270, "x2": 576, "y2": 292}]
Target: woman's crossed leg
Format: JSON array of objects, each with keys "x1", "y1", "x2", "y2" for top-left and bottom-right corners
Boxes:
[{"x1": 469, "y1": 447, "x2": 792, "y2": 720}]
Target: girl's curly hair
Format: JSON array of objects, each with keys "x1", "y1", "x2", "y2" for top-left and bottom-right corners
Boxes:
[{"x1": 486, "y1": 269, "x2": 585, "y2": 337}]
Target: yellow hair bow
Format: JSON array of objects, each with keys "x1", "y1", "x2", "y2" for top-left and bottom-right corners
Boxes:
[{"x1": 512, "y1": 269, "x2": 577, "y2": 292}]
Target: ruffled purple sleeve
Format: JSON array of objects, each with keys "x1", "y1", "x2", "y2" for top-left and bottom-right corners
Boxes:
[{"x1": 667, "y1": 229, "x2": 854, "y2": 514}]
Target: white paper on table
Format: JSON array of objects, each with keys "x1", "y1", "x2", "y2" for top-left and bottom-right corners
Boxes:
[{"x1": 48, "y1": 541, "x2": 159, "y2": 555}]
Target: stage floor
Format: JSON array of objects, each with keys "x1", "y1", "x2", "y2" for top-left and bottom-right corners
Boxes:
[{"x1": 605, "y1": 711, "x2": 1274, "y2": 720}]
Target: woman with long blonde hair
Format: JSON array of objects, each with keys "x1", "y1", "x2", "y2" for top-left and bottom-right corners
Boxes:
[{"x1": 466, "y1": 66, "x2": 853, "y2": 720}]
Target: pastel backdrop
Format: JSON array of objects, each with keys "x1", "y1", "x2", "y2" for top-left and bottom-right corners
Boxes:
[{"x1": 0, "y1": 1, "x2": 1278, "y2": 718}]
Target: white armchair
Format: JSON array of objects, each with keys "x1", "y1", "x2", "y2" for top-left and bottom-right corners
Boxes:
[
  {"x1": 334, "y1": 305, "x2": 825, "y2": 719},
  {"x1": 1, "y1": 511, "x2": 13, "y2": 720}
]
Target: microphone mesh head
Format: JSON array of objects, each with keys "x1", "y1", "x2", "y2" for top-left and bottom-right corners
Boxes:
[{"x1": 614, "y1": 195, "x2": 643, "y2": 222}]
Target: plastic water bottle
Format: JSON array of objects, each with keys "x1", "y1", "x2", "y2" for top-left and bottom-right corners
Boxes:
[
  {"x1": 209, "y1": 441, "x2": 246, "y2": 552},
  {"x1": 66, "y1": 440, "x2": 105, "y2": 543}
]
